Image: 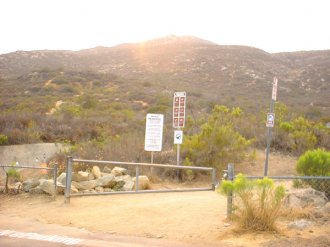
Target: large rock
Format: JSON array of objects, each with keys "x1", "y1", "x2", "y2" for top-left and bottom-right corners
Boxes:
[
  {"x1": 57, "y1": 172, "x2": 66, "y2": 185},
  {"x1": 96, "y1": 174, "x2": 116, "y2": 188},
  {"x1": 77, "y1": 180, "x2": 98, "y2": 190},
  {"x1": 115, "y1": 175, "x2": 134, "y2": 191},
  {"x1": 132, "y1": 176, "x2": 150, "y2": 190},
  {"x1": 39, "y1": 179, "x2": 55, "y2": 195},
  {"x1": 284, "y1": 188, "x2": 329, "y2": 208},
  {"x1": 29, "y1": 186, "x2": 44, "y2": 194},
  {"x1": 103, "y1": 166, "x2": 112, "y2": 173},
  {"x1": 72, "y1": 171, "x2": 94, "y2": 182},
  {"x1": 111, "y1": 167, "x2": 128, "y2": 177},
  {"x1": 92, "y1": 166, "x2": 102, "y2": 179},
  {"x1": 22, "y1": 178, "x2": 40, "y2": 192}
]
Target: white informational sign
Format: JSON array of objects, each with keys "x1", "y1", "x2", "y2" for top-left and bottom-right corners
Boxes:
[
  {"x1": 272, "y1": 77, "x2": 278, "y2": 101},
  {"x1": 266, "y1": 113, "x2": 275, "y2": 128},
  {"x1": 144, "y1": 114, "x2": 164, "y2": 151},
  {"x1": 174, "y1": 130, "x2": 183, "y2": 144},
  {"x1": 173, "y1": 92, "x2": 186, "y2": 128}
]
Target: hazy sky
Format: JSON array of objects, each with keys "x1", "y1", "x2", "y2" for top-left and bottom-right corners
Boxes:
[{"x1": 1, "y1": 0, "x2": 329, "y2": 54}]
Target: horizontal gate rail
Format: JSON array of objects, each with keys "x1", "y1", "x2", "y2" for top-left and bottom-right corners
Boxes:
[
  {"x1": 0, "y1": 164, "x2": 58, "y2": 199},
  {"x1": 65, "y1": 157, "x2": 216, "y2": 203}
]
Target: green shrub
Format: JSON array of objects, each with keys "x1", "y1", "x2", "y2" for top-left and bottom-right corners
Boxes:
[
  {"x1": 0, "y1": 134, "x2": 8, "y2": 145},
  {"x1": 218, "y1": 174, "x2": 285, "y2": 231},
  {"x1": 296, "y1": 149, "x2": 330, "y2": 198},
  {"x1": 182, "y1": 105, "x2": 252, "y2": 170}
]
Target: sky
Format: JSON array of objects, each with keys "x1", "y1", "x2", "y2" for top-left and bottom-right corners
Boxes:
[{"x1": 1, "y1": 0, "x2": 330, "y2": 55}]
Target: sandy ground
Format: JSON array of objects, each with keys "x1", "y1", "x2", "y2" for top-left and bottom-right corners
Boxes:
[{"x1": 0, "y1": 149, "x2": 329, "y2": 246}]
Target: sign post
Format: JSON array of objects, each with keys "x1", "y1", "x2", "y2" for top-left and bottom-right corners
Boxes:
[
  {"x1": 144, "y1": 114, "x2": 164, "y2": 164},
  {"x1": 264, "y1": 77, "x2": 278, "y2": 176},
  {"x1": 173, "y1": 92, "x2": 186, "y2": 167}
]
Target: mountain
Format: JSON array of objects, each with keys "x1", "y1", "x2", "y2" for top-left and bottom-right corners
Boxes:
[{"x1": 0, "y1": 36, "x2": 329, "y2": 117}]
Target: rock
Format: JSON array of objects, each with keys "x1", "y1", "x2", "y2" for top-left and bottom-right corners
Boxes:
[
  {"x1": 92, "y1": 166, "x2": 102, "y2": 179},
  {"x1": 115, "y1": 175, "x2": 134, "y2": 191},
  {"x1": 39, "y1": 179, "x2": 55, "y2": 195},
  {"x1": 288, "y1": 219, "x2": 312, "y2": 230},
  {"x1": 0, "y1": 186, "x2": 5, "y2": 192},
  {"x1": 57, "y1": 172, "x2": 66, "y2": 185},
  {"x1": 103, "y1": 166, "x2": 112, "y2": 173},
  {"x1": 111, "y1": 167, "x2": 128, "y2": 177},
  {"x1": 29, "y1": 186, "x2": 44, "y2": 194},
  {"x1": 96, "y1": 174, "x2": 116, "y2": 188},
  {"x1": 132, "y1": 176, "x2": 150, "y2": 190},
  {"x1": 77, "y1": 180, "x2": 98, "y2": 190},
  {"x1": 95, "y1": 186, "x2": 104, "y2": 192},
  {"x1": 22, "y1": 178, "x2": 40, "y2": 192},
  {"x1": 71, "y1": 181, "x2": 85, "y2": 190},
  {"x1": 284, "y1": 188, "x2": 329, "y2": 208},
  {"x1": 113, "y1": 177, "x2": 125, "y2": 190},
  {"x1": 72, "y1": 171, "x2": 94, "y2": 182}
]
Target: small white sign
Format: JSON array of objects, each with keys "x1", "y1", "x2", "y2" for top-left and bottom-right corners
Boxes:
[
  {"x1": 144, "y1": 114, "x2": 164, "y2": 151},
  {"x1": 272, "y1": 77, "x2": 278, "y2": 101},
  {"x1": 266, "y1": 113, "x2": 275, "y2": 128},
  {"x1": 174, "y1": 130, "x2": 183, "y2": 144}
]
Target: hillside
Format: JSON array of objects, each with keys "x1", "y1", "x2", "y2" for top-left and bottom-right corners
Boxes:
[{"x1": 1, "y1": 35, "x2": 329, "y2": 117}]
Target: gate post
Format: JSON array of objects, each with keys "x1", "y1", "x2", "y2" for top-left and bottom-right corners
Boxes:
[
  {"x1": 227, "y1": 163, "x2": 234, "y2": 218},
  {"x1": 64, "y1": 156, "x2": 73, "y2": 204},
  {"x1": 135, "y1": 165, "x2": 139, "y2": 192},
  {"x1": 53, "y1": 163, "x2": 58, "y2": 200},
  {"x1": 211, "y1": 168, "x2": 216, "y2": 191}
]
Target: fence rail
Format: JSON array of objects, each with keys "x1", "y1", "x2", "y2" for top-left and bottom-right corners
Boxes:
[
  {"x1": 223, "y1": 164, "x2": 330, "y2": 218},
  {"x1": 65, "y1": 157, "x2": 216, "y2": 203},
  {"x1": 0, "y1": 164, "x2": 58, "y2": 199}
]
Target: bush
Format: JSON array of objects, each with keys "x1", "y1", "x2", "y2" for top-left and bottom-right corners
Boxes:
[
  {"x1": 182, "y1": 105, "x2": 252, "y2": 170},
  {"x1": 219, "y1": 174, "x2": 285, "y2": 231},
  {"x1": 0, "y1": 134, "x2": 8, "y2": 145},
  {"x1": 296, "y1": 149, "x2": 330, "y2": 198}
]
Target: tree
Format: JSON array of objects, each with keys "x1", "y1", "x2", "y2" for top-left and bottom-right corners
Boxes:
[{"x1": 182, "y1": 105, "x2": 252, "y2": 170}]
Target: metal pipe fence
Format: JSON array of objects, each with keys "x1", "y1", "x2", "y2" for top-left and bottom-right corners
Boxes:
[
  {"x1": 64, "y1": 157, "x2": 217, "y2": 204},
  {"x1": 0, "y1": 164, "x2": 58, "y2": 199},
  {"x1": 222, "y1": 164, "x2": 330, "y2": 218}
]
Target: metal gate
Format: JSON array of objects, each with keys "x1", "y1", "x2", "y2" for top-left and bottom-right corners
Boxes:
[{"x1": 64, "y1": 157, "x2": 216, "y2": 203}]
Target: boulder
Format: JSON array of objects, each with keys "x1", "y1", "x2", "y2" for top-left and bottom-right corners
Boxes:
[
  {"x1": 29, "y1": 186, "x2": 44, "y2": 194},
  {"x1": 72, "y1": 171, "x2": 94, "y2": 182},
  {"x1": 132, "y1": 176, "x2": 150, "y2": 190},
  {"x1": 123, "y1": 180, "x2": 135, "y2": 191},
  {"x1": 115, "y1": 175, "x2": 134, "y2": 191},
  {"x1": 22, "y1": 179, "x2": 40, "y2": 192},
  {"x1": 39, "y1": 179, "x2": 55, "y2": 195},
  {"x1": 96, "y1": 174, "x2": 116, "y2": 188},
  {"x1": 288, "y1": 219, "x2": 312, "y2": 230},
  {"x1": 103, "y1": 166, "x2": 112, "y2": 173},
  {"x1": 71, "y1": 181, "x2": 85, "y2": 190},
  {"x1": 95, "y1": 186, "x2": 104, "y2": 193},
  {"x1": 92, "y1": 166, "x2": 102, "y2": 179},
  {"x1": 77, "y1": 180, "x2": 98, "y2": 190},
  {"x1": 284, "y1": 188, "x2": 329, "y2": 208},
  {"x1": 57, "y1": 172, "x2": 66, "y2": 185},
  {"x1": 111, "y1": 167, "x2": 128, "y2": 177}
]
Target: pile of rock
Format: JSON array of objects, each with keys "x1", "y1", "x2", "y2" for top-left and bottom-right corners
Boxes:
[{"x1": 21, "y1": 166, "x2": 150, "y2": 196}]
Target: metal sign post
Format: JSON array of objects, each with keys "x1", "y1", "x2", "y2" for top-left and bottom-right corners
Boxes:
[
  {"x1": 173, "y1": 92, "x2": 186, "y2": 167},
  {"x1": 264, "y1": 77, "x2": 278, "y2": 176}
]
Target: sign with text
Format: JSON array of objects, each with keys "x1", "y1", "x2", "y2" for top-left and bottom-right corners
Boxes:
[
  {"x1": 174, "y1": 130, "x2": 183, "y2": 144},
  {"x1": 272, "y1": 77, "x2": 278, "y2": 101},
  {"x1": 144, "y1": 114, "x2": 164, "y2": 151},
  {"x1": 266, "y1": 113, "x2": 275, "y2": 128},
  {"x1": 173, "y1": 92, "x2": 186, "y2": 128}
]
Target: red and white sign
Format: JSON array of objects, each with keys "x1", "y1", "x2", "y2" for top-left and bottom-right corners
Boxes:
[
  {"x1": 173, "y1": 92, "x2": 186, "y2": 128},
  {"x1": 272, "y1": 77, "x2": 278, "y2": 101}
]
